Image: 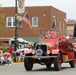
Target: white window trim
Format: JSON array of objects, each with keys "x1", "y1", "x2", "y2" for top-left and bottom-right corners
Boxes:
[
  {"x1": 6, "y1": 17, "x2": 15, "y2": 27},
  {"x1": 63, "y1": 22, "x2": 65, "y2": 30},
  {"x1": 32, "y1": 16, "x2": 38, "y2": 27},
  {"x1": 54, "y1": 18, "x2": 56, "y2": 27},
  {"x1": 60, "y1": 21, "x2": 61, "y2": 30}
]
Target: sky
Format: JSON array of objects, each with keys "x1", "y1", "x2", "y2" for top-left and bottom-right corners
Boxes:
[{"x1": 0, "y1": 0, "x2": 76, "y2": 19}]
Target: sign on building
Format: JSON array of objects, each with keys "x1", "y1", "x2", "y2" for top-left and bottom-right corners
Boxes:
[{"x1": 18, "y1": 0, "x2": 25, "y2": 14}]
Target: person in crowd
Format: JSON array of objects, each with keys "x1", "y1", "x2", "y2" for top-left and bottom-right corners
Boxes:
[
  {"x1": 2, "y1": 54, "x2": 9, "y2": 65},
  {"x1": 65, "y1": 34, "x2": 70, "y2": 40},
  {"x1": 16, "y1": 50, "x2": 21, "y2": 62},
  {"x1": 0, "y1": 56, "x2": 4, "y2": 65},
  {"x1": 7, "y1": 54, "x2": 12, "y2": 65},
  {"x1": 45, "y1": 31, "x2": 51, "y2": 38},
  {"x1": 8, "y1": 45, "x2": 14, "y2": 61},
  {"x1": 20, "y1": 50, "x2": 24, "y2": 62},
  {"x1": 8, "y1": 45, "x2": 14, "y2": 54},
  {"x1": 0, "y1": 48, "x2": 4, "y2": 65},
  {"x1": 2, "y1": 53, "x2": 12, "y2": 65},
  {"x1": 0, "y1": 48, "x2": 3, "y2": 57},
  {"x1": 12, "y1": 50, "x2": 16, "y2": 62},
  {"x1": 57, "y1": 34, "x2": 63, "y2": 41}
]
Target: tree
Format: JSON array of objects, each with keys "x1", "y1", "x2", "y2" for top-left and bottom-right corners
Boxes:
[{"x1": 0, "y1": 4, "x2": 6, "y2": 35}]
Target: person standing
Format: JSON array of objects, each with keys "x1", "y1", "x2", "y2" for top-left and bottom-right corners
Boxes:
[{"x1": 8, "y1": 46, "x2": 14, "y2": 54}]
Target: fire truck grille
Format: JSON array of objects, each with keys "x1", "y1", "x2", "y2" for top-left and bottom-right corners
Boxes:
[{"x1": 36, "y1": 45, "x2": 47, "y2": 56}]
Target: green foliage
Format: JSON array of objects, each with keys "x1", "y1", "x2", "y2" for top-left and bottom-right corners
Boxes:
[
  {"x1": 0, "y1": 46, "x2": 8, "y2": 53},
  {"x1": 0, "y1": 6, "x2": 6, "y2": 35},
  {"x1": 0, "y1": 13, "x2": 5, "y2": 22},
  {"x1": 0, "y1": 4, "x2": 2, "y2": 8}
]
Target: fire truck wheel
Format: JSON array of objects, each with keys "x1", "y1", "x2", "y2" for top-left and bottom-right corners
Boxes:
[
  {"x1": 46, "y1": 63, "x2": 52, "y2": 68},
  {"x1": 69, "y1": 60, "x2": 75, "y2": 68},
  {"x1": 24, "y1": 58, "x2": 33, "y2": 71},
  {"x1": 54, "y1": 53, "x2": 62, "y2": 71}
]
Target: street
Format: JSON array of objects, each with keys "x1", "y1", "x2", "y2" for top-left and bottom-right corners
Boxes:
[{"x1": 0, "y1": 63, "x2": 76, "y2": 75}]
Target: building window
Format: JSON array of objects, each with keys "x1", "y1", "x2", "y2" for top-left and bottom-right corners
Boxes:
[
  {"x1": 53, "y1": 18, "x2": 56, "y2": 26},
  {"x1": 60, "y1": 21, "x2": 61, "y2": 30},
  {"x1": 13, "y1": 17, "x2": 15, "y2": 26},
  {"x1": 32, "y1": 16, "x2": 38, "y2": 27},
  {"x1": 54, "y1": 18, "x2": 56, "y2": 27},
  {"x1": 63, "y1": 22, "x2": 65, "y2": 30},
  {"x1": 6, "y1": 17, "x2": 15, "y2": 27},
  {"x1": 60, "y1": 20, "x2": 63, "y2": 30},
  {"x1": 52, "y1": 17, "x2": 56, "y2": 29}
]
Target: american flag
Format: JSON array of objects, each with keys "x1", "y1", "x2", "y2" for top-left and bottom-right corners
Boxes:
[
  {"x1": 22, "y1": 12, "x2": 32, "y2": 29},
  {"x1": 50, "y1": 19, "x2": 56, "y2": 38}
]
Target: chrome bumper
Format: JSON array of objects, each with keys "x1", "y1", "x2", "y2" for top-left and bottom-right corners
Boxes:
[{"x1": 24, "y1": 56, "x2": 57, "y2": 58}]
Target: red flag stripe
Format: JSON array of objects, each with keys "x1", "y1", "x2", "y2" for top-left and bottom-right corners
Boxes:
[{"x1": 22, "y1": 12, "x2": 32, "y2": 29}]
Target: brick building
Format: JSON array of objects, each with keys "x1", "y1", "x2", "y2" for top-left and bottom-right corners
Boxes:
[
  {"x1": 66, "y1": 20, "x2": 76, "y2": 37},
  {"x1": 0, "y1": 6, "x2": 66, "y2": 46}
]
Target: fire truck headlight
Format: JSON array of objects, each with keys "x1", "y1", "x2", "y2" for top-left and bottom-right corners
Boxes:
[
  {"x1": 32, "y1": 50, "x2": 35, "y2": 54},
  {"x1": 47, "y1": 50, "x2": 50, "y2": 54}
]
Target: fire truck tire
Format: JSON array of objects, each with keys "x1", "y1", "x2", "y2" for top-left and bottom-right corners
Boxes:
[
  {"x1": 69, "y1": 60, "x2": 75, "y2": 68},
  {"x1": 46, "y1": 63, "x2": 51, "y2": 68},
  {"x1": 54, "y1": 53, "x2": 61, "y2": 71},
  {"x1": 24, "y1": 58, "x2": 33, "y2": 71}
]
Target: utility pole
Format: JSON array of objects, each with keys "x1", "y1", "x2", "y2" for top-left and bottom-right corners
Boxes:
[
  {"x1": 14, "y1": 0, "x2": 18, "y2": 51},
  {"x1": 14, "y1": 0, "x2": 25, "y2": 51}
]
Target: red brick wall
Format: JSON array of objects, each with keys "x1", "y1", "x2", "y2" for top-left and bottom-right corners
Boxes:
[{"x1": 0, "y1": 6, "x2": 66, "y2": 38}]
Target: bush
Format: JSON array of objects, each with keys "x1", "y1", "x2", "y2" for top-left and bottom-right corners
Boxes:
[{"x1": 0, "y1": 46, "x2": 7, "y2": 53}]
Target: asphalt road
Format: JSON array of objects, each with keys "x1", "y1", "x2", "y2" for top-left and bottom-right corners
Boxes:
[{"x1": 0, "y1": 63, "x2": 76, "y2": 75}]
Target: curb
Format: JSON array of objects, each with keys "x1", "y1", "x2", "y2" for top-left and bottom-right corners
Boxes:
[{"x1": 12, "y1": 62, "x2": 24, "y2": 64}]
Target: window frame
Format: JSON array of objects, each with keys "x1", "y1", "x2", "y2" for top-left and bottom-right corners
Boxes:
[
  {"x1": 32, "y1": 16, "x2": 38, "y2": 27},
  {"x1": 60, "y1": 20, "x2": 62, "y2": 30},
  {"x1": 6, "y1": 17, "x2": 15, "y2": 27}
]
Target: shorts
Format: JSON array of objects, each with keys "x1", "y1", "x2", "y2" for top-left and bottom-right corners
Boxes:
[{"x1": 16, "y1": 52, "x2": 20, "y2": 56}]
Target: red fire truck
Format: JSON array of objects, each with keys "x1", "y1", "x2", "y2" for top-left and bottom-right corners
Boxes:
[{"x1": 24, "y1": 30, "x2": 76, "y2": 71}]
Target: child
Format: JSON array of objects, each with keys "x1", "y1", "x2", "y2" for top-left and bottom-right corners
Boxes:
[{"x1": 3, "y1": 54, "x2": 12, "y2": 65}]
